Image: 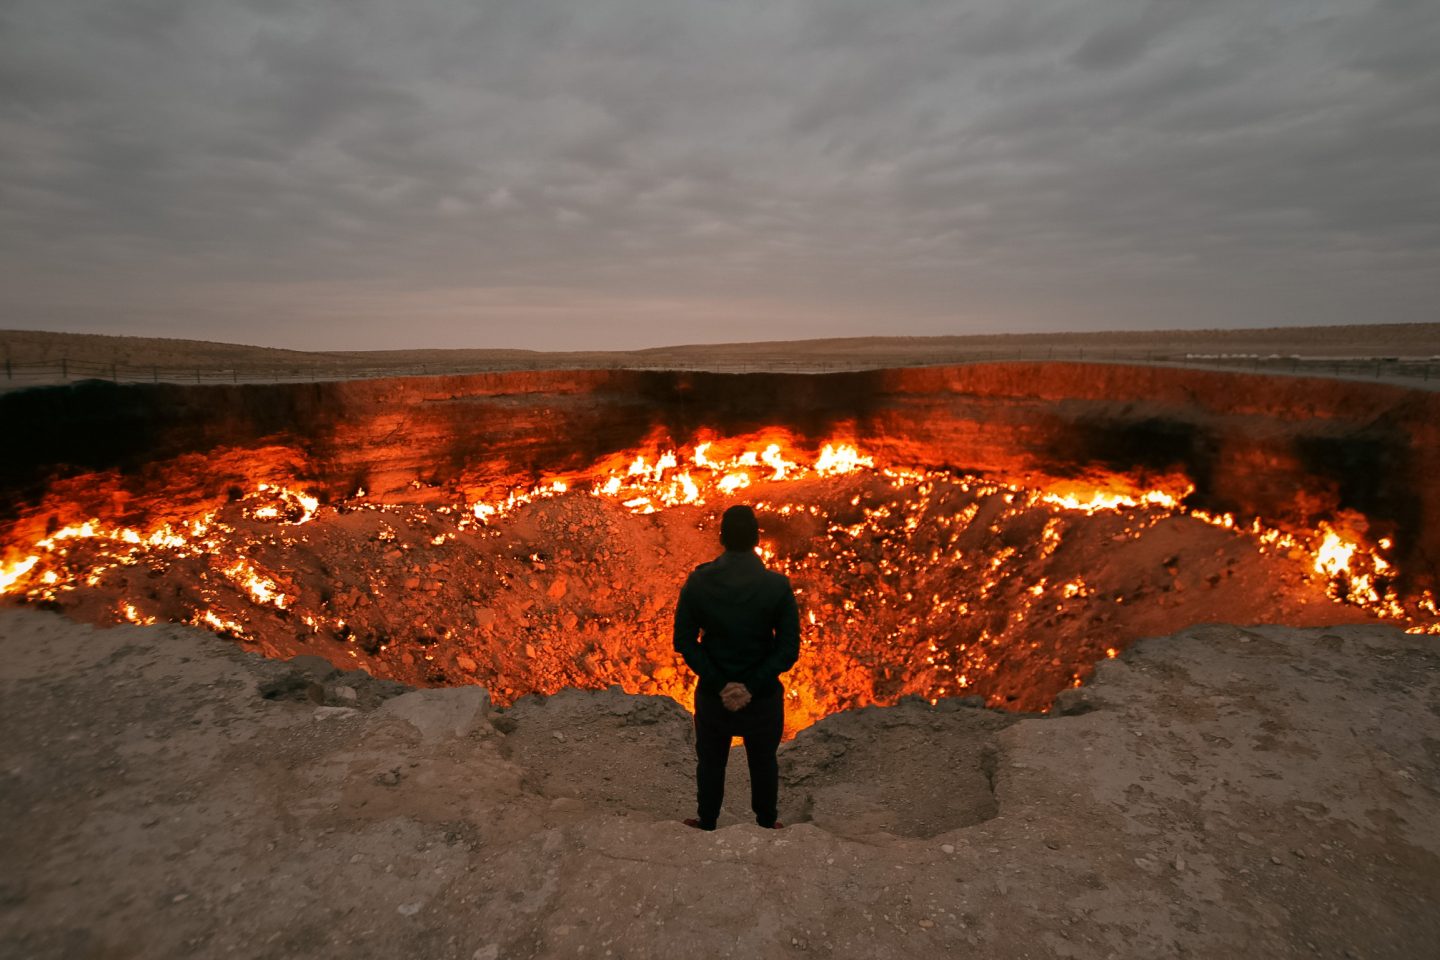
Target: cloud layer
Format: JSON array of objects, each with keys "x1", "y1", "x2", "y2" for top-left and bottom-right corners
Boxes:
[{"x1": 2, "y1": 0, "x2": 1436, "y2": 349}]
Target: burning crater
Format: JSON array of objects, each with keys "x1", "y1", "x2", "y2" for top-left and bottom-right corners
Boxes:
[{"x1": 1, "y1": 364, "x2": 1436, "y2": 735}]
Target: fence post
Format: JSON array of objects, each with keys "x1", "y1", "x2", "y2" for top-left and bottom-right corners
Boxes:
[
  {"x1": 195, "y1": 369, "x2": 200, "y2": 385},
  {"x1": 232, "y1": 369, "x2": 237, "y2": 384},
  {"x1": 153, "y1": 365, "x2": 158, "y2": 384},
  {"x1": 4, "y1": 357, "x2": 10, "y2": 381},
  {"x1": 61, "y1": 357, "x2": 68, "y2": 380},
  {"x1": 111, "y1": 362, "x2": 117, "y2": 381}
]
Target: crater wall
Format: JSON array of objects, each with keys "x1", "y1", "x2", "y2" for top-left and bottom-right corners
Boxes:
[{"x1": 4, "y1": 363, "x2": 1437, "y2": 592}]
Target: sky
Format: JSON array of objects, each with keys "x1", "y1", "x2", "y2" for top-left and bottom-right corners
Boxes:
[{"x1": 1, "y1": 0, "x2": 1436, "y2": 352}]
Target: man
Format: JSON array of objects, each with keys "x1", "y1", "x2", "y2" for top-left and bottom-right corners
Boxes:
[{"x1": 673, "y1": 504, "x2": 800, "y2": 831}]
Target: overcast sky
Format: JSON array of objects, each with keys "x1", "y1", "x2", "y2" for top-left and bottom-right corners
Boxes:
[{"x1": 1, "y1": 0, "x2": 1436, "y2": 351}]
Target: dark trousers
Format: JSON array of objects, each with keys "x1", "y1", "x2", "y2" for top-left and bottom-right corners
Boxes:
[{"x1": 693, "y1": 688, "x2": 784, "y2": 829}]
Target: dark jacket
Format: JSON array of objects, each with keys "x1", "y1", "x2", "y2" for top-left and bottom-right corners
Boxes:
[{"x1": 673, "y1": 550, "x2": 800, "y2": 698}]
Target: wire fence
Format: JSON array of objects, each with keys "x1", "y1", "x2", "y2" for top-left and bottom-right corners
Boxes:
[{"x1": 1, "y1": 352, "x2": 1437, "y2": 391}]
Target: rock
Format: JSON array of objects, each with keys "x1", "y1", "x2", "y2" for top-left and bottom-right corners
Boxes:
[
  {"x1": 376, "y1": 687, "x2": 492, "y2": 741},
  {"x1": 940, "y1": 844, "x2": 955, "y2": 854},
  {"x1": 327, "y1": 685, "x2": 358, "y2": 705},
  {"x1": 552, "y1": 731, "x2": 566, "y2": 742},
  {"x1": 456, "y1": 655, "x2": 478, "y2": 673},
  {"x1": 403, "y1": 577, "x2": 421, "y2": 590},
  {"x1": 918, "y1": 918, "x2": 934, "y2": 929},
  {"x1": 473, "y1": 947, "x2": 499, "y2": 960},
  {"x1": 1053, "y1": 687, "x2": 1096, "y2": 716},
  {"x1": 547, "y1": 577, "x2": 567, "y2": 600},
  {"x1": 474, "y1": 608, "x2": 497, "y2": 628},
  {"x1": 397, "y1": 902, "x2": 421, "y2": 916},
  {"x1": 313, "y1": 706, "x2": 358, "y2": 720},
  {"x1": 288, "y1": 656, "x2": 340, "y2": 681},
  {"x1": 256, "y1": 658, "x2": 336, "y2": 701},
  {"x1": 374, "y1": 767, "x2": 404, "y2": 787}
]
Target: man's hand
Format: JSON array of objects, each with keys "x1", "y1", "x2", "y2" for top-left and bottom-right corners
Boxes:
[{"x1": 720, "y1": 682, "x2": 752, "y2": 712}]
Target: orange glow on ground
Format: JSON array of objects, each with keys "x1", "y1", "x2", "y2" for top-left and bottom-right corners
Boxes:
[{"x1": 1, "y1": 432, "x2": 1434, "y2": 735}]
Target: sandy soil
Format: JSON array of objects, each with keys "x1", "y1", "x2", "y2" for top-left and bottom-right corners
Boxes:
[{"x1": 2, "y1": 608, "x2": 1436, "y2": 959}]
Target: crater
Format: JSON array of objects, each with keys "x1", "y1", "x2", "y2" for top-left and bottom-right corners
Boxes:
[{"x1": 1, "y1": 363, "x2": 1436, "y2": 738}]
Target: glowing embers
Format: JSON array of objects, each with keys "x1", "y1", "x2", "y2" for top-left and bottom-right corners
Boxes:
[
  {"x1": 245, "y1": 484, "x2": 320, "y2": 525},
  {"x1": 0, "y1": 483, "x2": 316, "y2": 630},
  {"x1": 2, "y1": 433, "x2": 1438, "y2": 734}
]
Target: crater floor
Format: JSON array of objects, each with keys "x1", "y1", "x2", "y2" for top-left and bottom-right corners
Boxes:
[{"x1": 1, "y1": 609, "x2": 1437, "y2": 959}]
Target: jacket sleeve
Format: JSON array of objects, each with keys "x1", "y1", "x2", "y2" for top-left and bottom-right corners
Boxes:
[
  {"x1": 740, "y1": 579, "x2": 801, "y2": 694},
  {"x1": 673, "y1": 581, "x2": 722, "y2": 684}
]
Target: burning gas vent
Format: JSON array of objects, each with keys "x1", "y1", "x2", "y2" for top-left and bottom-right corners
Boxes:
[{"x1": 3, "y1": 425, "x2": 1434, "y2": 737}]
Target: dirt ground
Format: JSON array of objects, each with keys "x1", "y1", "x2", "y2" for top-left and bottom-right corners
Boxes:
[
  {"x1": 2, "y1": 323, "x2": 1436, "y2": 385},
  {"x1": 2, "y1": 608, "x2": 1436, "y2": 959}
]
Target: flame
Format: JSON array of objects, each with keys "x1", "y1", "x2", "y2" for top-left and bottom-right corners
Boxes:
[
  {"x1": 250, "y1": 484, "x2": 320, "y2": 524},
  {"x1": 224, "y1": 559, "x2": 289, "y2": 609},
  {"x1": 1, "y1": 556, "x2": 39, "y2": 593},
  {"x1": 1039, "y1": 484, "x2": 1190, "y2": 514},
  {"x1": 717, "y1": 473, "x2": 751, "y2": 494},
  {"x1": 814, "y1": 443, "x2": 874, "y2": 476},
  {"x1": 581, "y1": 438, "x2": 876, "y2": 513},
  {"x1": 1314, "y1": 524, "x2": 1357, "y2": 580},
  {"x1": 0, "y1": 429, "x2": 1435, "y2": 736}
]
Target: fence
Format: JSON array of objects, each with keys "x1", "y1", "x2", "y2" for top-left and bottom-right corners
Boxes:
[{"x1": 1, "y1": 352, "x2": 1437, "y2": 391}]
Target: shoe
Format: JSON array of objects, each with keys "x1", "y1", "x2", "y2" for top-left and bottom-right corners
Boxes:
[
  {"x1": 762, "y1": 821, "x2": 784, "y2": 830},
  {"x1": 682, "y1": 818, "x2": 715, "y2": 831}
]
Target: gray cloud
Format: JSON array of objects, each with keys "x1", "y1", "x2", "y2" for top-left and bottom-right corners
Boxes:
[{"x1": 0, "y1": 0, "x2": 1435, "y2": 350}]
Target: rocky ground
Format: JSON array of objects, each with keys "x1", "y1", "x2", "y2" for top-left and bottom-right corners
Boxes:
[{"x1": 2, "y1": 608, "x2": 1437, "y2": 959}]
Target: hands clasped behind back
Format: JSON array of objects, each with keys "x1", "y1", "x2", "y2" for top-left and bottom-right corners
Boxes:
[{"x1": 720, "y1": 681, "x2": 752, "y2": 711}]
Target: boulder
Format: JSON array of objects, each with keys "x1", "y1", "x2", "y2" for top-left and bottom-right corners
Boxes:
[{"x1": 376, "y1": 686, "x2": 493, "y2": 742}]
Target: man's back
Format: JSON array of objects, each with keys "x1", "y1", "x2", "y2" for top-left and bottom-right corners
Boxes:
[
  {"x1": 674, "y1": 549, "x2": 799, "y2": 699},
  {"x1": 673, "y1": 504, "x2": 799, "y2": 831}
]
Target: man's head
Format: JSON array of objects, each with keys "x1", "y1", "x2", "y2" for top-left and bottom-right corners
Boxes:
[{"x1": 719, "y1": 504, "x2": 760, "y2": 552}]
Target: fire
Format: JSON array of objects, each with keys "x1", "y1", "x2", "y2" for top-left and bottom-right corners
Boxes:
[
  {"x1": 576, "y1": 438, "x2": 875, "y2": 514},
  {"x1": 1, "y1": 556, "x2": 39, "y2": 593},
  {"x1": 717, "y1": 473, "x2": 751, "y2": 494},
  {"x1": 224, "y1": 559, "x2": 289, "y2": 609},
  {"x1": 1314, "y1": 525, "x2": 1357, "y2": 579},
  {"x1": 814, "y1": 443, "x2": 874, "y2": 476},
  {"x1": 0, "y1": 433, "x2": 1435, "y2": 735}
]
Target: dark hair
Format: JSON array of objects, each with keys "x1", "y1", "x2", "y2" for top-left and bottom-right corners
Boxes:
[{"x1": 719, "y1": 505, "x2": 760, "y2": 551}]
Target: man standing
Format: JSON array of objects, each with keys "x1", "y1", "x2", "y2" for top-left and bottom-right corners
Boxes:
[{"x1": 673, "y1": 504, "x2": 800, "y2": 831}]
